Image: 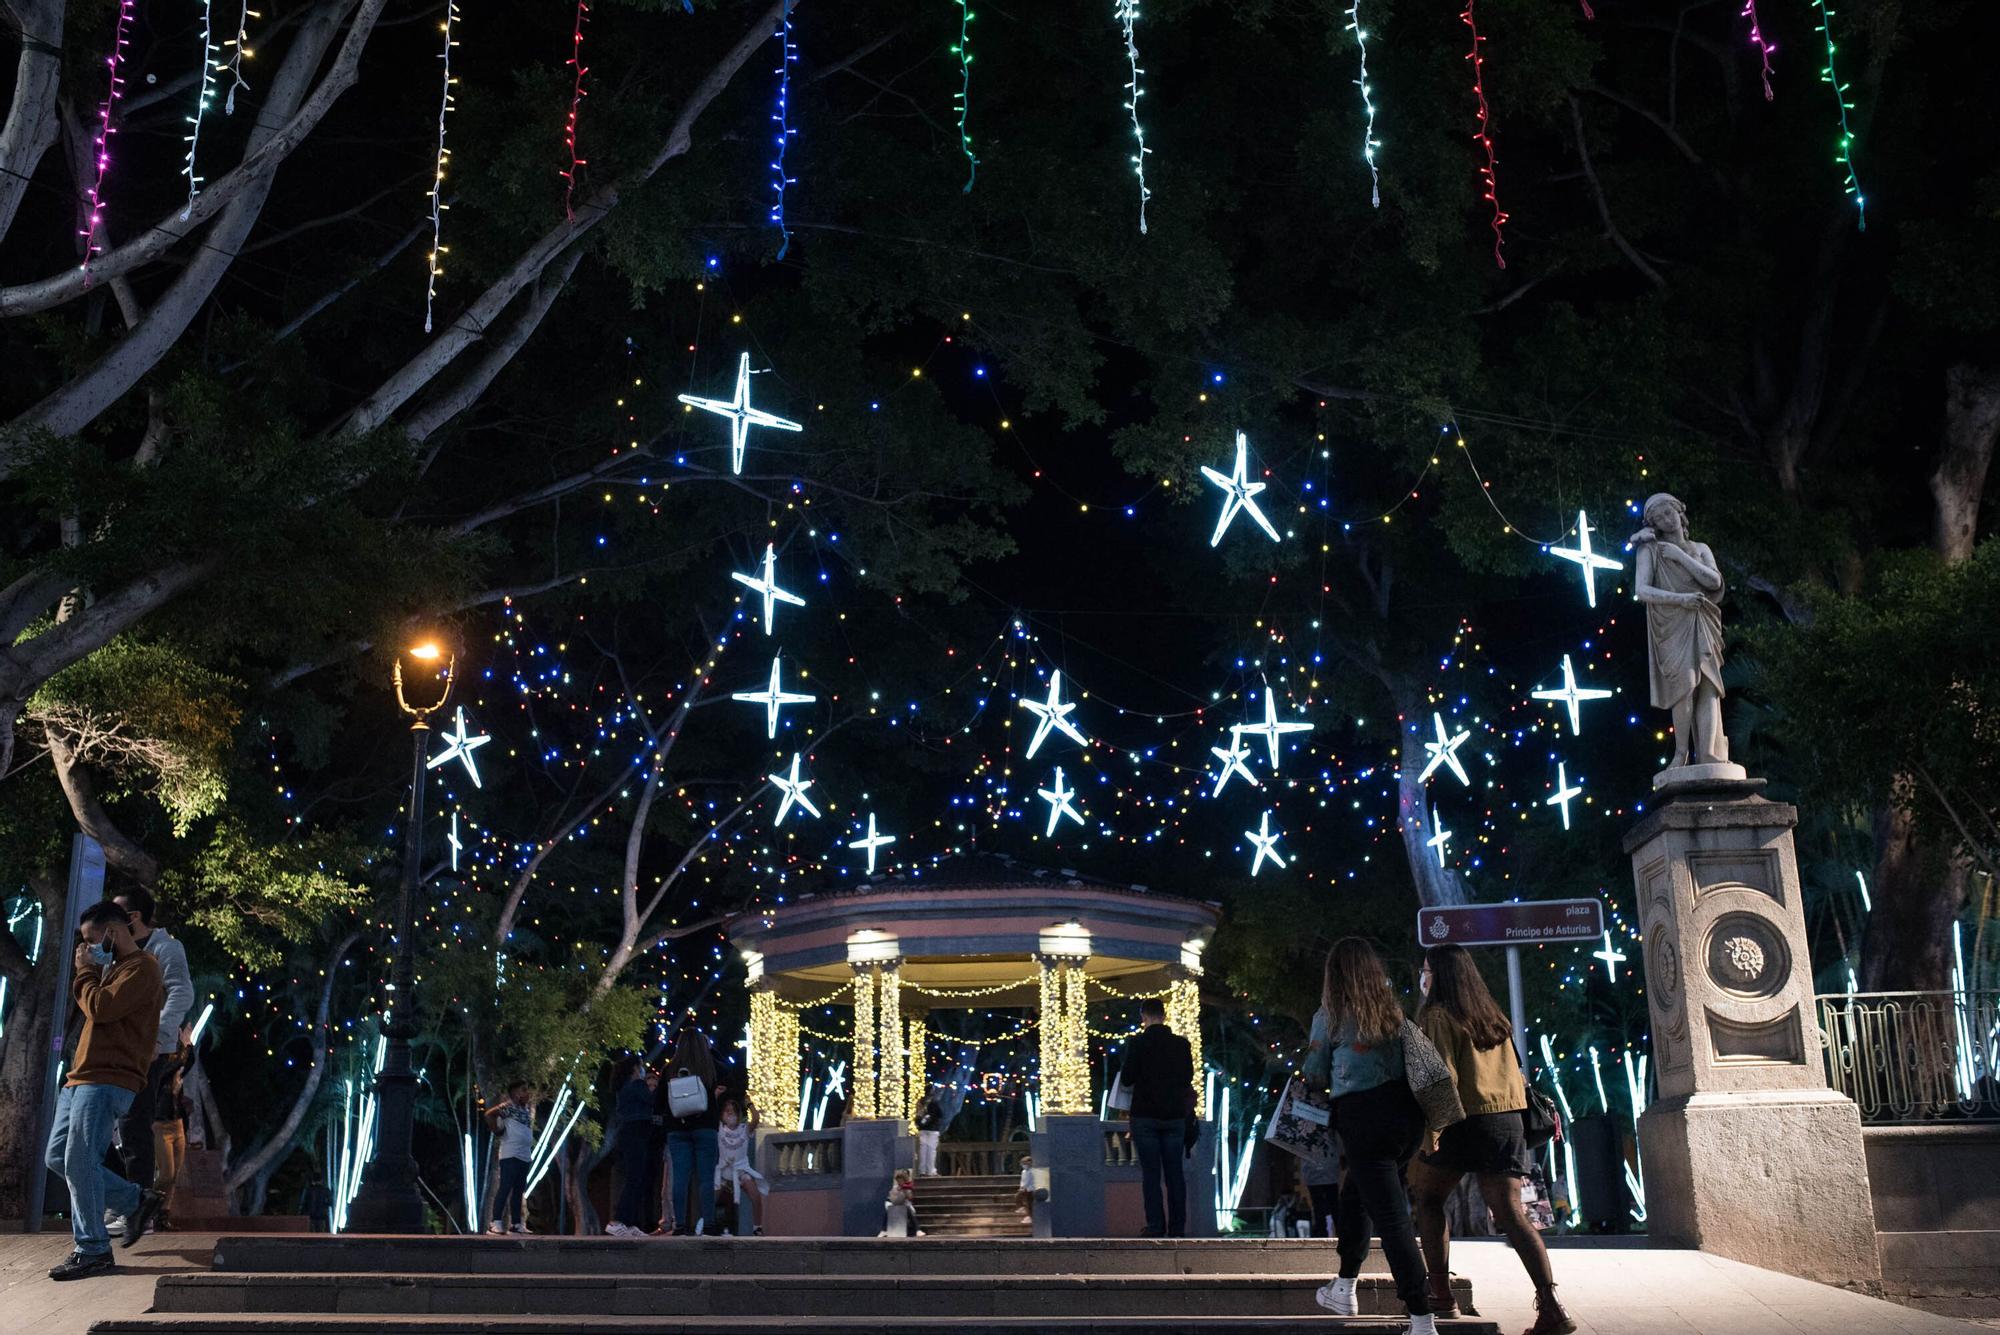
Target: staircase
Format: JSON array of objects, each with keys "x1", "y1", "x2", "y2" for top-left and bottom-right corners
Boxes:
[
  {"x1": 93, "y1": 1235, "x2": 1497, "y2": 1334},
  {"x1": 916, "y1": 1173, "x2": 1030, "y2": 1237}
]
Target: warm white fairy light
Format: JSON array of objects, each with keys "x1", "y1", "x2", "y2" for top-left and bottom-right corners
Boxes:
[
  {"x1": 1346, "y1": 0, "x2": 1381, "y2": 207},
  {"x1": 1244, "y1": 810, "x2": 1287, "y2": 876},
  {"x1": 1546, "y1": 761, "x2": 1583, "y2": 830},
  {"x1": 423, "y1": 0, "x2": 462, "y2": 333},
  {"x1": 732, "y1": 656, "x2": 816, "y2": 738},
  {"x1": 1233, "y1": 689, "x2": 1313, "y2": 771},
  {"x1": 1114, "y1": 0, "x2": 1152, "y2": 234},
  {"x1": 180, "y1": 0, "x2": 222, "y2": 219},
  {"x1": 1200, "y1": 431, "x2": 1280, "y2": 546},
  {"x1": 732, "y1": 542, "x2": 805, "y2": 634},
  {"x1": 427, "y1": 707, "x2": 490, "y2": 788},
  {"x1": 1416, "y1": 711, "x2": 1472, "y2": 787},
  {"x1": 222, "y1": 0, "x2": 258, "y2": 113},
  {"x1": 1019, "y1": 669, "x2": 1090, "y2": 759},
  {"x1": 768, "y1": 752, "x2": 821, "y2": 825},
  {"x1": 1532, "y1": 653, "x2": 1613, "y2": 735},
  {"x1": 848, "y1": 812, "x2": 896, "y2": 874},
  {"x1": 1425, "y1": 807, "x2": 1453, "y2": 868},
  {"x1": 678, "y1": 351, "x2": 804, "y2": 475},
  {"x1": 1037, "y1": 766, "x2": 1085, "y2": 837},
  {"x1": 1548, "y1": 509, "x2": 1622, "y2": 608},
  {"x1": 1208, "y1": 734, "x2": 1259, "y2": 797}
]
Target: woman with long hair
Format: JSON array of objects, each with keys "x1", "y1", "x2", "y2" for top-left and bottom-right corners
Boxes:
[
  {"x1": 661, "y1": 1029, "x2": 721, "y2": 1235},
  {"x1": 605, "y1": 1056, "x2": 654, "y2": 1237},
  {"x1": 1411, "y1": 945, "x2": 1574, "y2": 1334},
  {"x1": 1304, "y1": 937, "x2": 1435, "y2": 1333}
]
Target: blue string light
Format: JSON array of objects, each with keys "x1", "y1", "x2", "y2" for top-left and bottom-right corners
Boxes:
[
  {"x1": 769, "y1": 1, "x2": 798, "y2": 258},
  {"x1": 951, "y1": 0, "x2": 977, "y2": 192}
]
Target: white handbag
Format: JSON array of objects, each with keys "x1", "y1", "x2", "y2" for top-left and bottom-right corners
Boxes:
[
  {"x1": 1106, "y1": 1072, "x2": 1133, "y2": 1113},
  {"x1": 667, "y1": 1068, "x2": 708, "y2": 1119}
]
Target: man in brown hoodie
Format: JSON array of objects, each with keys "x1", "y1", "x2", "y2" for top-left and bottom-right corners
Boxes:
[{"x1": 45, "y1": 900, "x2": 166, "y2": 1280}]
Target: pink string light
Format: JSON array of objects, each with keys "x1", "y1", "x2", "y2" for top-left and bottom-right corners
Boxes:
[
  {"x1": 1461, "y1": 0, "x2": 1508, "y2": 269},
  {"x1": 560, "y1": 0, "x2": 590, "y2": 220},
  {"x1": 1578, "y1": 0, "x2": 1595, "y2": 18},
  {"x1": 80, "y1": 0, "x2": 137, "y2": 279},
  {"x1": 1742, "y1": 0, "x2": 1777, "y2": 101}
]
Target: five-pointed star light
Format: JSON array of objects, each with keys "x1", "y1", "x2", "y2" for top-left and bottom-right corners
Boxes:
[
  {"x1": 768, "y1": 752, "x2": 822, "y2": 825},
  {"x1": 1037, "y1": 766, "x2": 1085, "y2": 837},
  {"x1": 732, "y1": 543, "x2": 806, "y2": 635},
  {"x1": 1593, "y1": 930, "x2": 1628, "y2": 983},
  {"x1": 1416, "y1": 712, "x2": 1473, "y2": 787},
  {"x1": 847, "y1": 812, "x2": 896, "y2": 874},
  {"x1": 1545, "y1": 761, "x2": 1583, "y2": 830},
  {"x1": 732, "y1": 656, "x2": 816, "y2": 738},
  {"x1": 427, "y1": 707, "x2": 491, "y2": 788},
  {"x1": 1209, "y1": 735, "x2": 1260, "y2": 797},
  {"x1": 1532, "y1": 653, "x2": 1615, "y2": 735},
  {"x1": 447, "y1": 810, "x2": 463, "y2": 871},
  {"x1": 1244, "y1": 810, "x2": 1288, "y2": 876},
  {"x1": 1547, "y1": 509, "x2": 1623, "y2": 608},
  {"x1": 1018, "y1": 669, "x2": 1090, "y2": 759},
  {"x1": 1234, "y1": 691, "x2": 1314, "y2": 771},
  {"x1": 677, "y1": 351, "x2": 804, "y2": 475},
  {"x1": 1425, "y1": 807, "x2": 1454, "y2": 868},
  {"x1": 1199, "y1": 430, "x2": 1282, "y2": 546}
]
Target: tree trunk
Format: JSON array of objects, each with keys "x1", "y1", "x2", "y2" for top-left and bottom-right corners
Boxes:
[
  {"x1": 1931, "y1": 364, "x2": 2000, "y2": 563},
  {"x1": 0, "y1": 934, "x2": 59, "y2": 1218},
  {"x1": 1392, "y1": 686, "x2": 1471, "y2": 907},
  {"x1": 0, "y1": 0, "x2": 64, "y2": 245}
]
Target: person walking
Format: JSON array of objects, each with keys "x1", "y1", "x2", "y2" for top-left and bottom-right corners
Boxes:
[
  {"x1": 45, "y1": 901, "x2": 166, "y2": 1280},
  {"x1": 605, "y1": 1058, "x2": 654, "y2": 1237},
  {"x1": 661, "y1": 1030, "x2": 721, "y2": 1235},
  {"x1": 1410, "y1": 944, "x2": 1575, "y2": 1334},
  {"x1": 151, "y1": 1025, "x2": 194, "y2": 1228},
  {"x1": 1117, "y1": 995, "x2": 1196, "y2": 1238},
  {"x1": 1305, "y1": 937, "x2": 1435, "y2": 1333},
  {"x1": 106, "y1": 887, "x2": 194, "y2": 1238},
  {"x1": 486, "y1": 1080, "x2": 537, "y2": 1234},
  {"x1": 914, "y1": 1094, "x2": 944, "y2": 1176}
]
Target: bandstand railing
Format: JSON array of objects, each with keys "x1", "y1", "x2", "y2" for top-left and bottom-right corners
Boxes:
[
  {"x1": 765, "y1": 1129, "x2": 844, "y2": 1177},
  {"x1": 936, "y1": 1140, "x2": 1029, "y2": 1177},
  {"x1": 1817, "y1": 990, "x2": 1999, "y2": 1124}
]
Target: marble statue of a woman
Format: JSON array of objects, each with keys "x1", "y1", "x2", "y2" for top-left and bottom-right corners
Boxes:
[{"x1": 1632, "y1": 493, "x2": 1739, "y2": 781}]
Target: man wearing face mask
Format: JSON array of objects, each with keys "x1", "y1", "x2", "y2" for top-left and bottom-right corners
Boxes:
[{"x1": 44, "y1": 900, "x2": 166, "y2": 1280}]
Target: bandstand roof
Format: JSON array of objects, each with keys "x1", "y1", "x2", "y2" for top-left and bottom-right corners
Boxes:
[{"x1": 722, "y1": 854, "x2": 1222, "y2": 1008}]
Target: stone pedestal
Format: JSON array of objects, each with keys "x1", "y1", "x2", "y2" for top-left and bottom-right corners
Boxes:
[
  {"x1": 1624, "y1": 780, "x2": 1879, "y2": 1284},
  {"x1": 838, "y1": 1117, "x2": 911, "y2": 1237}
]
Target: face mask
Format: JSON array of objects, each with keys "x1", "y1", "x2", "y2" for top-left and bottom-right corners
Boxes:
[
  {"x1": 722, "y1": 1114, "x2": 740, "y2": 1127},
  {"x1": 88, "y1": 943, "x2": 116, "y2": 969}
]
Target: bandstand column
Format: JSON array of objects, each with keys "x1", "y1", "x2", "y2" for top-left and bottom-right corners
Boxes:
[
  {"x1": 747, "y1": 987, "x2": 801, "y2": 1131},
  {"x1": 1165, "y1": 971, "x2": 1205, "y2": 1118},
  {"x1": 903, "y1": 1009, "x2": 929, "y2": 1123},
  {"x1": 877, "y1": 958, "x2": 905, "y2": 1123},
  {"x1": 1036, "y1": 951, "x2": 1090, "y2": 1115},
  {"x1": 850, "y1": 962, "x2": 878, "y2": 1120}
]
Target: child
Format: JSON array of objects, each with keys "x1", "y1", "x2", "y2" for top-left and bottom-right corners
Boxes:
[
  {"x1": 880, "y1": 1168, "x2": 921, "y2": 1237},
  {"x1": 713, "y1": 1096, "x2": 767, "y2": 1235},
  {"x1": 1014, "y1": 1154, "x2": 1034, "y2": 1225},
  {"x1": 485, "y1": 1080, "x2": 537, "y2": 1234}
]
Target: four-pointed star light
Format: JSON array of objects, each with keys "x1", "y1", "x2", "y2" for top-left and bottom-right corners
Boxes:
[
  {"x1": 1038, "y1": 766, "x2": 1086, "y2": 837},
  {"x1": 1234, "y1": 691, "x2": 1313, "y2": 771},
  {"x1": 1532, "y1": 653, "x2": 1614, "y2": 735},
  {"x1": 1425, "y1": 807, "x2": 1454, "y2": 868},
  {"x1": 847, "y1": 812, "x2": 897, "y2": 874},
  {"x1": 1200, "y1": 431, "x2": 1282, "y2": 546},
  {"x1": 1545, "y1": 761, "x2": 1583, "y2": 830},
  {"x1": 732, "y1": 656, "x2": 817, "y2": 738},
  {"x1": 732, "y1": 543, "x2": 806, "y2": 635},
  {"x1": 427, "y1": 707, "x2": 491, "y2": 788},
  {"x1": 768, "y1": 752, "x2": 822, "y2": 825},
  {"x1": 1547, "y1": 509, "x2": 1623, "y2": 608},
  {"x1": 1019, "y1": 669, "x2": 1090, "y2": 759},
  {"x1": 1416, "y1": 712, "x2": 1473, "y2": 787},
  {"x1": 677, "y1": 351, "x2": 804, "y2": 475}
]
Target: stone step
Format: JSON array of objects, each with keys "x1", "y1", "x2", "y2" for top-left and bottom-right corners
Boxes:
[
  {"x1": 207, "y1": 1236, "x2": 1395, "y2": 1278},
  {"x1": 98, "y1": 1319, "x2": 1499, "y2": 1335},
  {"x1": 149, "y1": 1273, "x2": 1476, "y2": 1320}
]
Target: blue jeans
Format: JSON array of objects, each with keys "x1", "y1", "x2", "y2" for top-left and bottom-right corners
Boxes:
[
  {"x1": 1129, "y1": 1116, "x2": 1188, "y2": 1236},
  {"x1": 666, "y1": 1128, "x2": 717, "y2": 1232},
  {"x1": 496, "y1": 1156, "x2": 529, "y2": 1228},
  {"x1": 46, "y1": 1084, "x2": 140, "y2": 1256}
]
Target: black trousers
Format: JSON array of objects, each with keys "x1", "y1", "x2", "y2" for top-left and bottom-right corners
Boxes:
[
  {"x1": 1330, "y1": 1080, "x2": 1431, "y2": 1316},
  {"x1": 1306, "y1": 1181, "x2": 1340, "y2": 1238},
  {"x1": 116, "y1": 1053, "x2": 177, "y2": 1194},
  {"x1": 1130, "y1": 1115, "x2": 1188, "y2": 1236},
  {"x1": 496, "y1": 1157, "x2": 529, "y2": 1228}
]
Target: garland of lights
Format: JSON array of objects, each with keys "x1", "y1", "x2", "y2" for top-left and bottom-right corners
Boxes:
[
  {"x1": 950, "y1": 0, "x2": 977, "y2": 192},
  {"x1": 1114, "y1": 0, "x2": 1151, "y2": 235},
  {"x1": 1459, "y1": 0, "x2": 1508, "y2": 269},
  {"x1": 180, "y1": 0, "x2": 222, "y2": 219},
  {"x1": 1344, "y1": 0, "x2": 1381, "y2": 208},
  {"x1": 423, "y1": 0, "x2": 462, "y2": 332},
  {"x1": 561, "y1": 0, "x2": 591, "y2": 220},
  {"x1": 748, "y1": 989, "x2": 802, "y2": 1129},
  {"x1": 905, "y1": 1014, "x2": 929, "y2": 1119},
  {"x1": 1810, "y1": 0, "x2": 1865, "y2": 230},
  {"x1": 1167, "y1": 975, "x2": 1205, "y2": 1116},
  {"x1": 850, "y1": 966, "x2": 876, "y2": 1119},
  {"x1": 78, "y1": 0, "x2": 136, "y2": 277},
  {"x1": 769, "y1": 1, "x2": 798, "y2": 258},
  {"x1": 222, "y1": 0, "x2": 256, "y2": 113},
  {"x1": 877, "y1": 962, "x2": 904, "y2": 1121},
  {"x1": 903, "y1": 973, "x2": 1038, "y2": 999},
  {"x1": 1741, "y1": 0, "x2": 1776, "y2": 102}
]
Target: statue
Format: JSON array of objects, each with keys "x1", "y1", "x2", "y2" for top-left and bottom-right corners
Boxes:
[{"x1": 1631, "y1": 493, "x2": 1737, "y2": 779}]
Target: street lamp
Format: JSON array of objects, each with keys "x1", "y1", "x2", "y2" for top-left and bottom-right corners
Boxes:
[{"x1": 347, "y1": 640, "x2": 454, "y2": 1233}]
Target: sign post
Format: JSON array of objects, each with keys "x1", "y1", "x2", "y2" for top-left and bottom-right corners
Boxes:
[{"x1": 1415, "y1": 898, "x2": 1605, "y2": 1063}]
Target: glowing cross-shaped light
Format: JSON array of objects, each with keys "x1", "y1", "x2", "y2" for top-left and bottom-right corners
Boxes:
[
  {"x1": 1037, "y1": 766, "x2": 1085, "y2": 837},
  {"x1": 1547, "y1": 509, "x2": 1623, "y2": 608},
  {"x1": 824, "y1": 1060, "x2": 848, "y2": 1100},
  {"x1": 732, "y1": 656, "x2": 816, "y2": 738},
  {"x1": 768, "y1": 752, "x2": 821, "y2": 825},
  {"x1": 1546, "y1": 761, "x2": 1583, "y2": 830},
  {"x1": 1425, "y1": 807, "x2": 1453, "y2": 868},
  {"x1": 447, "y1": 810, "x2": 463, "y2": 870},
  {"x1": 1234, "y1": 690, "x2": 1313, "y2": 771},
  {"x1": 427, "y1": 707, "x2": 491, "y2": 788},
  {"x1": 1199, "y1": 430, "x2": 1281, "y2": 546},
  {"x1": 1532, "y1": 653, "x2": 1614, "y2": 735},
  {"x1": 1593, "y1": 930, "x2": 1628, "y2": 983},
  {"x1": 1244, "y1": 810, "x2": 1288, "y2": 876},
  {"x1": 1209, "y1": 734, "x2": 1260, "y2": 797},
  {"x1": 1019, "y1": 669, "x2": 1090, "y2": 759},
  {"x1": 847, "y1": 812, "x2": 896, "y2": 874},
  {"x1": 677, "y1": 351, "x2": 803, "y2": 475},
  {"x1": 731, "y1": 543, "x2": 805, "y2": 635},
  {"x1": 1416, "y1": 712, "x2": 1472, "y2": 787}
]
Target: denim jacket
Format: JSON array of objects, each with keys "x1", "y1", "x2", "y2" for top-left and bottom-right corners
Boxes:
[{"x1": 1301, "y1": 1006, "x2": 1403, "y2": 1100}]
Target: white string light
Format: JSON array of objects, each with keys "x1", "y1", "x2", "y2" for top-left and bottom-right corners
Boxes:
[
  {"x1": 1593, "y1": 930, "x2": 1628, "y2": 983},
  {"x1": 1345, "y1": 0, "x2": 1381, "y2": 207},
  {"x1": 847, "y1": 812, "x2": 896, "y2": 873},
  {"x1": 180, "y1": 0, "x2": 222, "y2": 219},
  {"x1": 1019, "y1": 669, "x2": 1090, "y2": 759},
  {"x1": 222, "y1": 0, "x2": 258, "y2": 114},
  {"x1": 1233, "y1": 687, "x2": 1313, "y2": 771},
  {"x1": 1208, "y1": 734, "x2": 1259, "y2": 796},
  {"x1": 1113, "y1": 0, "x2": 1151, "y2": 234},
  {"x1": 423, "y1": 0, "x2": 462, "y2": 333},
  {"x1": 1425, "y1": 807, "x2": 1453, "y2": 868}
]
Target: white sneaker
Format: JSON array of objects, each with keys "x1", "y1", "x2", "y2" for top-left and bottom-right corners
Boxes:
[
  {"x1": 104, "y1": 1211, "x2": 126, "y2": 1239},
  {"x1": 485, "y1": 1222, "x2": 506, "y2": 1235},
  {"x1": 1407, "y1": 1314, "x2": 1438, "y2": 1335},
  {"x1": 1314, "y1": 1276, "x2": 1358, "y2": 1316},
  {"x1": 509, "y1": 1224, "x2": 533, "y2": 1235},
  {"x1": 603, "y1": 1223, "x2": 630, "y2": 1238}
]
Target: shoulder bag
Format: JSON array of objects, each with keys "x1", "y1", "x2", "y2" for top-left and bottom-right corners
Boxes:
[
  {"x1": 667, "y1": 1067, "x2": 709, "y2": 1119},
  {"x1": 1400, "y1": 1018, "x2": 1466, "y2": 1133}
]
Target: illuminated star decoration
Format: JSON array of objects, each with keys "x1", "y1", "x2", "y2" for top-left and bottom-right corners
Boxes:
[
  {"x1": 1532, "y1": 653, "x2": 1614, "y2": 735},
  {"x1": 427, "y1": 707, "x2": 491, "y2": 788},
  {"x1": 732, "y1": 656, "x2": 816, "y2": 739},
  {"x1": 1037, "y1": 766, "x2": 1085, "y2": 837},
  {"x1": 732, "y1": 542, "x2": 805, "y2": 635},
  {"x1": 1199, "y1": 431, "x2": 1280, "y2": 546},
  {"x1": 768, "y1": 752, "x2": 820, "y2": 825},
  {"x1": 1244, "y1": 810, "x2": 1287, "y2": 877},
  {"x1": 1416, "y1": 712, "x2": 1472, "y2": 787},
  {"x1": 847, "y1": 812, "x2": 896, "y2": 874},
  {"x1": 447, "y1": 810, "x2": 463, "y2": 870},
  {"x1": 1019, "y1": 669, "x2": 1090, "y2": 759},
  {"x1": 1593, "y1": 930, "x2": 1628, "y2": 983},
  {"x1": 1547, "y1": 509, "x2": 1622, "y2": 608},
  {"x1": 1209, "y1": 734, "x2": 1259, "y2": 797},
  {"x1": 1546, "y1": 761, "x2": 1583, "y2": 830},
  {"x1": 1234, "y1": 690, "x2": 1313, "y2": 771},
  {"x1": 677, "y1": 351, "x2": 803, "y2": 475},
  {"x1": 1425, "y1": 807, "x2": 1453, "y2": 868}
]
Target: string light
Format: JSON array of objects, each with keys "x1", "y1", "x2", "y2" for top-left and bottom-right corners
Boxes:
[
  {"x1": 769, "y1": 1, "x2": 798, "y2": 258},
  {"x1": 560, "y1": 0, "x2": 590, "y2": 220},
  {"x1": 1460, "y1": 0, "x2": 1508, "y2": 268},
  {"x1": 1113, "y1": 0, "x2": 1151, "y2": 234},
  {"x1": 1593, "y1": 930, "x2": 1628, "y2": 983},
  {"x1": 950, "y1": 0, "x2": 977, "y2": 192},
  {"x1": 221, "y1": 0, "x2": 257, "y2": 114},
  {"x1": 1344, "y1": 0, "x2": 1381, "y2": 208},
  {"x1": 1742, "y1": 0, "x2": 1776, "y2": 102},
  {"x1": 423, "y1": 0, "x2": 462, "y2": 333},
  {"x1": 1233, "y1": 688, "x2": 1313, "y2": 772},
  {"x1": 1810, "y1": 0, "x2": 1865, "y2": 230},
  {"x1": 180, "y1": 0, "x2": 222, "y2": 219},
  {"x1": 79, "y1": 0, "x2": 136, "y2": 277},
  {"x1": 1208, "y1": 734, "x2": 1259, "y2": 797}
]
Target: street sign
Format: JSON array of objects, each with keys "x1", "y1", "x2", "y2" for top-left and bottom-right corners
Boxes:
[{"x1": 1416, "y1": 897, "x2": 1604, "y2": 949}]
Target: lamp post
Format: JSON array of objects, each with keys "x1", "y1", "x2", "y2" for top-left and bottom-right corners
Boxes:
[{"x1": 347, "y1": 642, "x2": 453, "y2": 1233}]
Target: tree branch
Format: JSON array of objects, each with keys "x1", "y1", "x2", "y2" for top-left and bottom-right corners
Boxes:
[
  {"x1": 1569, "y1": 96, "x2": 1665, "y2": 290},
  {"x1": 400, "y1": 246, "x2": 586, "y2": 444},
  {"x1": 0, "y1": 0, "x2": 65, "y2": 246}
]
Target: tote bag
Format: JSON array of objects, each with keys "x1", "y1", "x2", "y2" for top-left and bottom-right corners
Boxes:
[
  {"x1": 1261, "y1": 1077, "x2": 1337, "y2": 1172},
  {"x1": 1106, "y1": 1071, "x2": 1133, "y2": 1113},
  {"x1": 667, "y1": 1068, "x2": 709, "y2": 1119},
  {"x1": 1400, "y1": 1019, "x2": 1467, "y2": 1133}
]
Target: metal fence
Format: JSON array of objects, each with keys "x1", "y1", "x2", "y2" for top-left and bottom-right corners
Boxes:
[{"x1": 1816, "y1": 990, "x2": 2000, "y2": 1124}]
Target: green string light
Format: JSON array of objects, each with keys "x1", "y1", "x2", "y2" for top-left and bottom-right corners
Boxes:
[
  {"x1": 951, "y1": 0, "x2": 977, "y2": 192},
  {"x1": 1811, "y1": 0, "x2": 1866, "y2": 231}
]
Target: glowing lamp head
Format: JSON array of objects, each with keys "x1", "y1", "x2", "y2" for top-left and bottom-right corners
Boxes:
[{"x1": 408, "y1": 642, "x2": 443, "y2": 661}]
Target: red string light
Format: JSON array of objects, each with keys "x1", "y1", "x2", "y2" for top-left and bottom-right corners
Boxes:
[
  {"x1": 560, "y1": 0, "x2": 591, "y2": 220},
  {"x1": 79, "y1": 0, "x2": 136, "y2": 280},
  {"x1": 1742, "y1": 0, "x2": 1776, "y2": 101},
  {"x1": 1577, "y1": 0, "x2": 1594, "y2": 18},
  {"x1": 1461, "y1": 0, "x2": 1507, "y2": 269}
]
